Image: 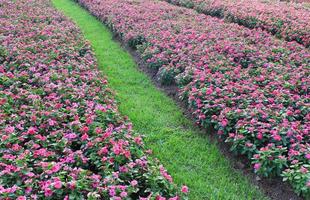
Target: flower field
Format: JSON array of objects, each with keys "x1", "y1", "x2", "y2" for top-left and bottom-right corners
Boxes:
[
  {"x1": 75, "y1": 0, "x2": 310, "y2": 197},
  {"x1": 0, "y1": 0, "x2": 187, "y2": 199},
  {"x1": 164, "y1": 0, "x2": 310, "y2": 48}
]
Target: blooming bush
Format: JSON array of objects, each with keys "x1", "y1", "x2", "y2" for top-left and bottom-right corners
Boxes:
[
  {"x1": 0, "y1": 0, "x2": 188, "y2": 199},
  {"x1": 76, "y1": 0, "x2": 310, "y2": 196},
  {"x1": 164, "y1": 0, "x2": 310, "y2": 48}
]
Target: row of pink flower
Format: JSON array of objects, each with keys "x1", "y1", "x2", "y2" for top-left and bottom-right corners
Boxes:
[
  {"x1": 0, "y1": 0, "x2": 188, "y2": 199},
  {"x1": 76, "y1": 0, "x2": 310, "y2": 196},
  {"x1": 164, "y1": 0, "x2": 310, "y2": 48}
]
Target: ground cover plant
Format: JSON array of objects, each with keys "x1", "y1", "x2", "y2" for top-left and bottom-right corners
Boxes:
[
  {"x1": 74, "y1": 0, "x2": 310, "y2": 197},
  {"x1": 52, "y1": 0, "x2": 271, "y2": 199},
  {"x1": 0, "y1": 0, "x2": 187, "y2": 199},
  {"x1": 163, "y1": 0, "x2": 310, "y2": 48}
]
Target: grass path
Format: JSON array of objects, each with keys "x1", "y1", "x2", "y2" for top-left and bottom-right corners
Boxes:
[{"x1": 52, "y1": 0, "x2": 268, "y2": 199}]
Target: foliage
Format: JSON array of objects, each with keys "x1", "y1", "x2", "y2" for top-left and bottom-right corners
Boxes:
[
  {"x1": 0, "y1": 0, "x2": 187, "y2": 199},
  {"x1": 165, "y1": 0, "x2": 310, "y2": 47},
  {"x1": 76, "y1": 0, "x2": 310, "y2": 196}
]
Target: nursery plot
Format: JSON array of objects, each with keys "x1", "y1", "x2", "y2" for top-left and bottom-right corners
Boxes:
[
  {"x1": 75, "y1": 0, "x2": 310, "y2": 197},
  {"x1": 52, "y1": 0, "x2": 274, "y2": 199},
  {"x1": 0, "y1": 0, "x2": 186, "y2": 199},
  {"x1": 163, "y1": 0, "x2": 310, "y2": 48}
]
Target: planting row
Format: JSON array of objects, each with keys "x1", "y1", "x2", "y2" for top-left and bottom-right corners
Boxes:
[
  {"x1": 0, "y1": 0, "x2": 187, "y2": 199},
  {"x1": 76, "y1": 0, "x2": 310, "y2": 196},
  {"x1": 164, "y1": 0, "x2": 310, "y2": 48}
]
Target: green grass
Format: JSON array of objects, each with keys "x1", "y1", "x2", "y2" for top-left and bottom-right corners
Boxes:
[{"x1": 52, "y1": 0, "x2": 269, "y2": 199}]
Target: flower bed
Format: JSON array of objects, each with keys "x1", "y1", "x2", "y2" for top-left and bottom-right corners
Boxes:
[
  {"x1": 164, "y1": 0, "x2": 310, "y2": 48},
  {"x1": 75, "y1": 0, "x2": 310, "y2": 196},
  {"x1": 0, "y1": 0, "x2": 187, "y2": 199}
]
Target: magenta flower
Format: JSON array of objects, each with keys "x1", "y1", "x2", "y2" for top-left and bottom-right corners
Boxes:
[
  {"x1": 254, "y1": 163, "x2": 261, "y2": 171},
  {"x1": 81, "y1": 133, "x2": 89, "y2": 141},
  {"x1": 54, "y1": 181, "x2": 62, "y2": 189},
  {"x1": 64, "y1": 133, "x2": 77, "y2": 140},
  {"x1": 181, "y1": 186, "x2": 189, "y2": 194},
  {"x1": 44, "y1": 188, "x2": 53, "y2": 197},
  {"x1": 221, "y1": 119, "x2": 228, "y2": 127},
  {"x1": 131, "y1": 180, "x2": 138, "y2": 187},
  {"x1": 5, "y1": 126, "x2": 15, "y2": 134},
  {"x1": 120, "y1": 191, "x2": 128, "y2": 197},
  {"x1": 273, "y1": 135, "x2": 282, "y2": 141}
]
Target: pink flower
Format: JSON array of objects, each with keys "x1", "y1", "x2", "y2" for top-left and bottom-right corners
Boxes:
[
  {"x1": 95, "y1": 127, "x2": 102, "y2": 134},
  {"x1": 221, "y1": 119, "x2": 228, "y2": 127},
  {"x1": 48, "y1": 119, "x2": 56, "y2": 126},
  {"x1": 181, "y1": 186, "x2": 189, "y2": 193},
  {"x1": 51, "y1": 164, "x2": 61, "y2": 173},
  {"x1": 0, "y1": 66, "x2": 4, "y2": 73},
  {"x1": 131, "y1": 180, "x2": 138, "y2": 187},
  {"x1": 120, "y1": 191, "x2": 128, "y2": 197},
  {"x1": 119, "y1": 166, "x2": 128, "y2": 173},
  {"x1": 134, "y1": 136, "x2": 142, "y2": 145},
  {"x1": 295, "y1": 135, "x2": 303, "y2": 142},
  {"x1": 86, "y1": 118, "x2": 93, "y2": 124},
  {"x1": 109, "y1": 188, "x2": 116, "y2": 196},
  {"x1": 206, "y1": 87, "x2": 213, "y2": 95},
  {"x1": 68, "y1": 181, "x2": 76, "y2": 190},
  {"x1": 26, "y1": 187, "x2": 33, "y2": 193},
  {"x1": 44, "y1": 188, "x2": 53, "y2": 197},
  {"x1": 305, "y1": 154, "x2": 310, "y2": 160},
  {"x1": 273, "y1": 135, "x2": 282, "y2": 141},
  {"x1": 12, "y1": 144, "x2": 21, "y2": 151},
  {"x1": 254, "y1": 163, "x2": 261, "y2": 171},
  {"x1": 5, "y1": 126, "x2": 15, "y2": 134},
  {"x1": 65, "y1": 133, "x2": 77, "y2": 140},
  {"x1": 81, "y1": 126, "x2": 89, "y2": 133},
  {"x1": 300, "y1": 166, "x2": 308, "y2": 174},
  {"x1": 81, "y1": 133, "x2": 89, "y2": 141},
  {"x1": 54, "y1": 181, "x2": 62, "y2": 189},
  {"x1": 27, "y1": 127, "x2": 37, "y2": 135},
  {"x1": 17, "y1": 196, "x2": 26, "y2": 200},
  {"x1": 2, "y1": 135, "x2": 9, "y2": 141},
  {"x1": 256, "y1": 133, "x2": 263, "y2": 140}
]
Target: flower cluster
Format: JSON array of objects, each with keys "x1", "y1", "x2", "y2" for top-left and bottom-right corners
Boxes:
[
  {"x1": 164, "y1": 0, "x2": 310, "y2": 48},
  {"x1": 0, "y1": 0, "x2": 187, "y2": 199},
  {"x1": 76, "y1": 0, "x2": 310, "y2": 196}
]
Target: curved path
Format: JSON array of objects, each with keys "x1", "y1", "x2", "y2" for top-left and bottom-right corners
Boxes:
[{"x1": 52, "y1": 0, "x2": 268, "y2": 199}]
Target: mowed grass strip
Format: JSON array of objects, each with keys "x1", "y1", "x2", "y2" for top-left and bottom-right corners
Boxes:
[{"x1": 52, "y1": 0, "x2": 268, "y2": 199}]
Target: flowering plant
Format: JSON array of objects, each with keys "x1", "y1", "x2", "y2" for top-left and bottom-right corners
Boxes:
[
  {"x1": 165, "y1": 0, "x2": 310, "y2": 48},
  {"x1": 0, "y1": 0, "x2": 187, "y2": 199},
  {"x1": 77, "y1": 0, "x2": 310, "y2": 196}
]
